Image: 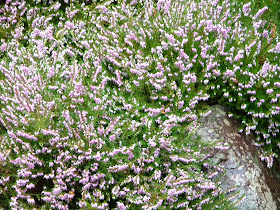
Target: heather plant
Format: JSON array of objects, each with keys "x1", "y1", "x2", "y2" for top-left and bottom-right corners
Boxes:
[{"x1": 0, "y1": 0, "x2": 279, "y2": 209}]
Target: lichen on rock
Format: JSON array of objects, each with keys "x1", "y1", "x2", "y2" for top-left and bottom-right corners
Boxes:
[{"x1": 193, "y1": 105, "x2": 280, "y2": 210}]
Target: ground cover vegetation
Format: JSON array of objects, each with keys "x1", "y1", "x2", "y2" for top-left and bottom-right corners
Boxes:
[{"x1": 0, "y1": 0, "x2": 279, "y2": 209}]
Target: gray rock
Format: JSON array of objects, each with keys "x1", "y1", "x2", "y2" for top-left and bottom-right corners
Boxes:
[{"x1": 192, "y1": 105, "x2": 280, "y2": 210}]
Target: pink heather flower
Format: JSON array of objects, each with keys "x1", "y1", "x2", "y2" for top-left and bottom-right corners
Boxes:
[
  {"x1": 16, "y1": 179, "x2": 29, "y2": 187},
  {"x1": 108, "y1": 134, "x2": 116, "y2": 141},
  {"x1": 170, "y1": 155, "x2": 179, "y2": 162},
  {"x1": 0, "y1": 153, "x2": 6, "y2": 162},
  {"x1": 177, "y1": 201, "x2": 189, "y2": 208},
  {"x1": 156, "y1": 46, "x2": 163, "y2": 56},
  {"x1": 115, "y1": 70, "x2": 123, "y2": 86},
  {"x1": 260, "y1": 62, "x2": 270, "y2": 76},
  {"x1": 241, "y1": 104, "x2": 247, "y2": 109},
  {"x1": 21, "y1": 66, "x2": 30, "y2": 75},
  {"x1": 105, "y1": 117, "x2": 120, "y2": 135},
  {"x1": 242, "y1": 2, "x2": 251, "y2": 16},
  {"x1": 266, "y1": 89, "x2": 273, "y2": 95},
  {"x1": 198, "y1": 182, "x2": 216, "y2": 190},
  {"x1": 13, "y1": 27, "x2": 24, "y2": 39},
  {"x1": 200, "y1": 198, "x2": 210, "y2": 206},
  {"x1": 97, "y1": 34, "x2": 109, "y2": 42},
  {"x1": 64, "y1": 21, "x2": 75, "y2": 30},
  {"x1": 200, "y1": 47, "x2": 207, "y2": 59},
  {"x1": 161, "y1": 96, "x2": 168, "y2": 101},
  {"x1": 212, "y1": 69, "x2": 221, "y2": 76},
  {"x1": 254, "y1": 21, "x2": 263, "y2": 30},
  {"x1": 8, "y1": 131, "x2": 18, "y2": 139},
  {"x1": 41, "y1": 129, "x2": 58, "y2": 136},
  {"x1": 257, "y1": 102, "x2": 262, "y2": 107},
  {"x1": 224, "y1": 69, "x2": 235, "y2": 77},
  {"x1": 263, "y1": 30, "x2": 269, "y2": 38},
  {"x1": 225, "y1": 56, "x2": 232, "y2": 64},
  {"x1": 98, "y1": 126, "x2": 105, "y2": 136},
  {"x1": 195, "y1": 35, "x2": 202, "y2": 42},
  {"x1": 108, "y1": 49, "x2": 119, "y2": 58},
  {"x1": 250, "y1": 97, "x2": 257, "y2": 102},
  {"x1": 153, "y1": 83, "x2": 162, "y2": 91},
  {"x1": 204, "y1": 20, "x2": 214, "y2": 32},
  {"x1": 65, "y1": 49, "x2": 75, "y2": 57},
  {"x1": 108, "y1": 164, "x2": 129, "y2": 172},
  {"x1": 27, "y1": 197, "x2": 35, "y2": 204},
  {"x1": 123, "y1": 103, "x2": 133, "y2": 111},
  {"x1": 274, "y1": 82, "x2": 280, "y2": 87},
  {"x1": 178, "y1": 157, "x2": 196, "y2": 164},
  {"x1": 81, "y1": 41, "x2": 90, "y2": 49},
  {"x1": 175, "y1": 61, "x2": 185, "y2": 71},
  {"x1": 214, "y1": 143, "x2": 230, "y2": 150},
  {"x1": 270, "y1": 42, "x2": 280, "y2": 53},
  {"x1": 157, "y1": 0, "x2": 165, "y2": 10},
  {"x1": 117, "y1": 202, "x2": 126, "y2": 210},
  {"x1": 124, "y1": 38, "x2": 133, "y2": 47},
  {"x1": 175, "y1": 27, "x2": 185, "y2": 37},
  {"x1": 178, "y1": 101, "x2": 184, "y2": 109},
  {"x1": 140, "y1": 41, "x2": 146, "y2": 48},
  {"x1": 190, "y1": 74, "x2": 196, "y2": 82},
  {"x1": 246, "y1": 41, "x2": 257, "y2": 54},
  {"x1": 271, "y1": 98, "x2": 278, "y2": 103},
  {"x1": 247, "y1": 90, "x2": 256, "y2": 94},
  {"x1": 179, "y1": 49, "x2": 188, "y2": 61},
  {"x1": 253, "y1": 7, "x2": 268, "y2": 20},
  {"x1": 234, "y1": 53, "x2": 244, "y2": 62},
  {"x1": 149, "y1": 138, "x2": 157, "y2": 147},
  {"x1": 96, "y1": 5, "x2": 108, "y2": 13},
  {"x1": 260, "y1": 154, "x2": 274, "y2": 168},
  {"x1": 16, "y1": 131, "x2": 37, "y2": 141},
  {"x1": 165, "y1": 107, "x2": 171, "y2": 113},
  {"x1": 51, "y1": 2, "x2": 61, "y2": 11},
  {"x1": 0, "y1": 43, "x2": 8, "y2": 52},
  {"x1": 10, "y1": 197, "x2": 18, "y2": 207},
  {"x1": 126, "y1": 33, "x2": 138, "y2": 42},
  {"x1": 164, "y1": 0, "x2": 171, "y2": 13},
  {"x1": 166, "y1": 34, "x2": 176, "y2": 44},
  {"x1": 49, "y1": 85, "x2": 58, "y2": 90},
  {"x1": 78, "y1": 201, "x2": 87, "y2": 208}
]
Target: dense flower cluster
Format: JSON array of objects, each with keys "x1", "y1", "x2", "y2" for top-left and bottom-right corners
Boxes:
[{"x1": 0, "y1": 0, "x2": 279, "y2": 209}]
